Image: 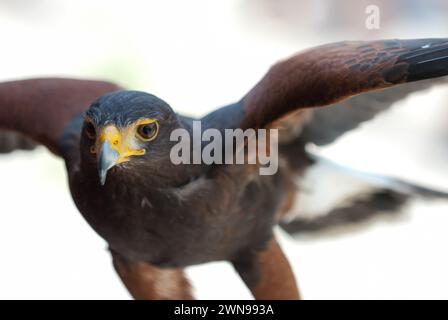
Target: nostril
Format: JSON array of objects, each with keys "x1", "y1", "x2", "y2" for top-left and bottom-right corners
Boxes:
[{"x1": 113, "y1": 140, "x2": 119, "y2": 145}]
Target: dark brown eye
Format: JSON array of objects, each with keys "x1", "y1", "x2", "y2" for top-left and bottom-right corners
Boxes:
[
  {"x1": 136, "y1": 121, "x2": 159, "y2": 141},
  {"x1": 85, "y1": 121, "x2": 96, "y2": 140}
]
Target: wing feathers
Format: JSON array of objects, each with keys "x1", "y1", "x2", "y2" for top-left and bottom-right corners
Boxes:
[
  {"x1": 0, "y1": 78, "x2": 120, "y2": 155},
  {"x1": 0, "y1": 131, "x2": 36, "y2": 153},
  {"x1": 300, "y1": 77, "x2": 448, "y2": 146},
  {"x1": 240, "y1": 38, "x2": 448, "y2": 130}
]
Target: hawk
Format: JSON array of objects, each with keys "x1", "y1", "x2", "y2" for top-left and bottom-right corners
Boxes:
[{"x1": 1, "y1": 38, "x2": 448, "y2": 299}]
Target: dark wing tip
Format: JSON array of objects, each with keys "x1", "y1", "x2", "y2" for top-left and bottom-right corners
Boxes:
[{"x1": 398, "y1": 39, "x2": 448, "y2": 83}]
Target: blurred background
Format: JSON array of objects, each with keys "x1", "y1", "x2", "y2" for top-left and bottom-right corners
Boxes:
[{"x1": 0, "y1": 0, "x2": 447, "y2": 299}]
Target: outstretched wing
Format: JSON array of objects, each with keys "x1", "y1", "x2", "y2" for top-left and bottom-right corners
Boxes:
[
  {"x1": 300, "y1": 77, "x2": 448, "y2": 146},
  {"x1": 240, "y1": 38, "x2": 448, "y2": 130},
  {"x1": 0, "y1": 78, "x2": 120, "y2": 155}
]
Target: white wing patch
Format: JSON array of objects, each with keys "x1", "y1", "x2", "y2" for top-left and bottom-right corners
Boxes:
[{"x1": 284, "y1": 159, "x2": 376, "y2": 221}]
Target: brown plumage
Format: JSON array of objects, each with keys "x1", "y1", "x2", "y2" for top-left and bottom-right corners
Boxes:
[
  {"x1": 0, "y1": 38, "x2": 448, "y2": 299},
  {"x1": 242, "y1": 39, "x2": 448, "y2": 129},
  {"x1": 0, "y1": 78, "x2": 120, "y2": 154}
]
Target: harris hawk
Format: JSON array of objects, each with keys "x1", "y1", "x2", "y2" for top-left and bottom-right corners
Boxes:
[{"x1": 1, "y1": 38, "x2": 448, "y2": 299}]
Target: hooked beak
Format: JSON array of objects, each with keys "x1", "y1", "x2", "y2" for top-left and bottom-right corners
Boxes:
[
  {"x1": 98, "y1": 140, "x2": 120, "y2": 186},
  {"x1": 95, "y1": 125, "x2": 146, "y2": 186}
]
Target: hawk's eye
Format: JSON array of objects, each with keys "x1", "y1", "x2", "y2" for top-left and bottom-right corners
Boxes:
[
  {"x1": 136, "y1": 121, "x2": 159, "y2": 141},
  {"x1": 85, "y1": 121, "x2": 96, "y2": 140}
]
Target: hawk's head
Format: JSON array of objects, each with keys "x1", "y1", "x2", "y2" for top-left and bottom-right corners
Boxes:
[{"x1": 83, "y1": 91, "x2": 181, "y2": 185}]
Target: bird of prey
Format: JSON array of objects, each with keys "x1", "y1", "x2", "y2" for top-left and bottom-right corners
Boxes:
[{"x1": 1, "y1": 38, "x2": 448, "y2": 300}]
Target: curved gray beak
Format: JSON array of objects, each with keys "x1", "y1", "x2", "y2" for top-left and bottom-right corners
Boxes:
[{"x1": 98, "y1": 140, "x2": 120, "y2": 186}]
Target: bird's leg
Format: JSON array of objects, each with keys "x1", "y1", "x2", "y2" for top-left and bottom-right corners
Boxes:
[
  {"x1": 111, "y1": 252, "x2": 193, "y2": 300},
  {"x1": 232, "y1": 237, "x2": 300, "y2": 300}
]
